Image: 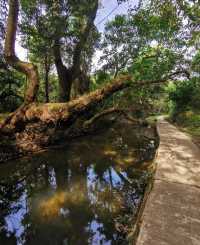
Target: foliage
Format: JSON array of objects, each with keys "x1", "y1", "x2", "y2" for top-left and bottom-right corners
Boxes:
[
  {"x1": 132, "y1": 6, "x2": 182, "y2": 45},
  {"x1": 98, "y1": 14, "x2": 143, "y2": 77},
  {"x1": 0, "y1": 68, "x2": 24, "y2": 112},
  {"x1": 37, "y1": 74, "x2": 60, "y2": 102},
  {"x1": 130, "y1": 46, "x2": 179, "y2": 80},
  {"x1": 20, "y1": 0, "x2": 100, "y2": 71},
  {"x1": 1, "y1": 0, "x2": 199, "y2": 119},
  {"x1": 192, "y1": 50, "x2": 200, "y2": 74},
  {"x1": 172, "y1": 111, "x2": 200, "y2": 140},
  {"x1": 168, "y1": 77, "x2": 200, "y2": 116}
]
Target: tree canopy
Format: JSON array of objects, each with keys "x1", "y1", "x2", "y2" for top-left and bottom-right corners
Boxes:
[{"x1": 0, "y1": 0, "x2": 199, "y2": 135}]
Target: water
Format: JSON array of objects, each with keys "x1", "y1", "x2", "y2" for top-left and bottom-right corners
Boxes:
[{"x1": 0, "y1": 121, "x2": 157, "y2": 245}]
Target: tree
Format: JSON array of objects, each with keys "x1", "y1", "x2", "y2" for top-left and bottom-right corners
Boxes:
[
  {"x1": 20, "y1": 0, "x2": 100, "y2": 102},
  {"x1": 1, "y1": 0, "x2": 194, "y2": 152},
  {"x1": 98, "y1": 2, "x2": 183, "y2": 78},
  {"x1": 52, "y1": 0, "x2": 99, "y2": 101},
  {"x1": 1, "y1": 0, "x2": 132, "y2": 133},
  {"x1": 24, "y1": 36, "x2": 54, "y2": 103},
  {"x1": 98, "y1": 14, "x2": 142, "y2": 78},
  {"x1": 4, "y1": 0, "x2": 39, "y2": 104},
  {"x1": 0, "y1": 0, "x2": 7, "y2": 67},
  {"x1": 0, "y1": 0, "x2": 24, "y2": 112}
]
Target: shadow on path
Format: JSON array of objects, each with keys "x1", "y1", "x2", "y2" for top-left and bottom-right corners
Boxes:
[{"x1": 137, "y1": 119, "x2": 200, "y2": 245}]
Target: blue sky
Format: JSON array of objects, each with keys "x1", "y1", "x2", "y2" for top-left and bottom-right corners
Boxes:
[
  {"x1": 95, "y1": 0, "x2": 138, "y2": 32},
  {"x1": 93, "y1": 0, "x2": 138, "y2": 69}
]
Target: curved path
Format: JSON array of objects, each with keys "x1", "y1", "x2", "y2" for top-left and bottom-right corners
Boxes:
[{"x1": 136, "y1": 119, "x2": 200, "y2": 245}]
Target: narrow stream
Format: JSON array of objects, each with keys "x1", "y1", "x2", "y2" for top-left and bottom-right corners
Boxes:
[{"x1": 0, "y1": 121, "x2": 158, "y2": 245}]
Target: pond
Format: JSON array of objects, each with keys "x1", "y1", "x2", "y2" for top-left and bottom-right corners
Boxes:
[{"x1": 0, "y1": 121, "x2": 158, "y2": 245}]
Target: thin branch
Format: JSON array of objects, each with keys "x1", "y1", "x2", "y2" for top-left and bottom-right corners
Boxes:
[
  {"x1": 83, "y1": 107, "x2": 141, "y2": 128},
  {"x1": 72, "y1": 0, "x2": 98, "y2": 74}
]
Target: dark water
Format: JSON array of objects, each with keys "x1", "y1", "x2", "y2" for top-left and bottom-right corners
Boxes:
[{"x1": 0, "y1": 122, "x2": 157, "y2": 245}]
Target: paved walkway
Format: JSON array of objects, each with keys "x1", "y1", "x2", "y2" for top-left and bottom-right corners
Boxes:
[{"x1": 136, "y1": 120, "x2": 200, "y2": 245}]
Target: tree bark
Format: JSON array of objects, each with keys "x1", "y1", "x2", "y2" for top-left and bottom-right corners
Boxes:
[
  {"x1": 71, "y1": 0, "x2": 98, "y2": 97},
  {"x1": 16, "y1": 75, "x2": 132, "y2": 127},
  {"x1": 53, "y1": 0, "x2": 98, "y2": 101},
  {"x1": 72, "y1": 0, "x2": 98, "y2": 75},
  {"x1": 44, "y1": 54, "x2": 50, "y2": 103},
  {"x1": 1, "y1": 0, "x2": 40, "y2": 129},
  {"x1": 4, "y1": 0, "x2": 39, "y2": 104},
  {"x1": 53, "y1": 39, "x2": 73, "y2": 102},
  {"x1": 71, "y1": 71, "x2": 90, "y2": 99}
]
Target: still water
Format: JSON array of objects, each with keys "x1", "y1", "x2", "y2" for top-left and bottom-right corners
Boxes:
[{"x1": 0, "y1": 122, "x2": 157, "y2": 245}]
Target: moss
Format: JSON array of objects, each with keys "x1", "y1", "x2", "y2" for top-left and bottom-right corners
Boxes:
[
  {"x1": 0, "y1": 113, "x2": 9, "y2": 124},
  {"x1": 47, "y1": 103, "x2": 68, "y2": 112}
]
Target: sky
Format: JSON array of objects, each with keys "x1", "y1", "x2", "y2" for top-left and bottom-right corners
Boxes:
[
  {"x1": 95, "y1": 0, "x2": 137, "y2": 32},
  {"x1": 16, "y1": 0, "x2": 138, "y2": 62}
]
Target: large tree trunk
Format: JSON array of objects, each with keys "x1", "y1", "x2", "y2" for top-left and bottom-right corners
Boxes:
[
  {"x1": 44, "y1": 54, "x2": 50, "y2": 103},
  {"x1": 0, "y1": 75, "x2": 132, "y2": 156},
  {"x1": 0, "y1": 75, "x2": 132, "y2": 132},
  {"x1": 23, "y1": 75, "x2": 132, "y2": 125},
  {"x1": 53, "y1": 0, "x2": 98, "y2": 101},
  {"x1": 71, "y1": 0, "x2": 98, "y2": 97},
  {"x1": 72, "y1": 0, "x2": 98, "y2": 73},
  {"x1": 71, "y1": 71, "x2": 90, "y2": 99},
  {"x1": 53, "y1": 39, "x2": 73, "y2": 102}
]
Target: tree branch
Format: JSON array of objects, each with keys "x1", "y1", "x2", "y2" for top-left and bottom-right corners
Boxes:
[
  {"x1": 72, "y1": 0, "x2": 98, "y2": 74},
  {"x1": 0, "y1": 68, "x2": 189, "y2": 131},
  {"x1": 4, "y1": 0, "x2": 39, "y2": 104},
  {"x1": 83, "y1": 107, "x2": 141, "y2": 128}
]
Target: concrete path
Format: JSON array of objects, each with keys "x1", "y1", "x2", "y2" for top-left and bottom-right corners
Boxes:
[{"x1": 136, "y1": 120, "x2": 200, "y2": 245}]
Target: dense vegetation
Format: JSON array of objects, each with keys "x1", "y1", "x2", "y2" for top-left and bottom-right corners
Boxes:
[
  {"x1": 0, "y1": 1, "x2": 199, "y2": 244},
  {"x1": 0, "y1": 0, "x2": 199, "y2": 148}
]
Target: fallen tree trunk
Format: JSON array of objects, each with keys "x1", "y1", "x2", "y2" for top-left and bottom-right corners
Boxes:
[
  {"x1": 21, "y1": 75, "x2": 133, "y2": 127},
  {"x1": 0, "y1": 75, "x2": 132, "y2": 132},
  {"x1": 0, "y1": 75, "x2": 133, "y2": 158},
  {"x1": 1, "y1": 68, "x2": 187, "y2": 132},
  {"x1": 0, "y1": 71, "x2": 183, "y2": 158}
]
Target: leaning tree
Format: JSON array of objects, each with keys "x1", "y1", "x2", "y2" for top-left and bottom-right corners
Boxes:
[
  {"x1": 1, "y1": 0, "x2": 193, "y2": 153},
  {"x1": 1, "y1": 0, "x2": 133, "y2": 133}
]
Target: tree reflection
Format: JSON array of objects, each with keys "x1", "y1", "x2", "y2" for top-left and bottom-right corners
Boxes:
[{"x1": 0, "y1": 123, "x2": 154, "y2": 244}]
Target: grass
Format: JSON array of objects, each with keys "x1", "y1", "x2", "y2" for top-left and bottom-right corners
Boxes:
[{"x1": 172, "y1": 110, "x2": 200, "y2": 146}]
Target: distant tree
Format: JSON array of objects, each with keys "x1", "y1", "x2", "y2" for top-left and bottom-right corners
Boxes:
[
  {"x1": 99, "y1": 14, "x2": 143, "y2": 78},
  {"x1": 99, "y1": 2, "x2": 184, "y2": 77}
]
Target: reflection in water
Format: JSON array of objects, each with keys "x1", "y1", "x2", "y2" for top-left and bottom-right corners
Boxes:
[{"x1": 0, "y1": 122, "x2": 157, "y2": 245}]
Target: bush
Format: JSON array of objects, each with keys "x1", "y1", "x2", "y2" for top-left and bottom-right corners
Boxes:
[{"x1": 168, "y1": 77, "x2": 200, "y2": 117}]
